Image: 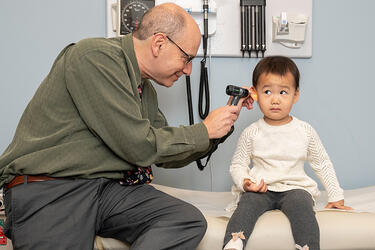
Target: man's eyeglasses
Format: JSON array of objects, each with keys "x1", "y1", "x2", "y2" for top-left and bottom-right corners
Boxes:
[{"x1": 165, "y1": 35, "x2": 195, "y2": 65}]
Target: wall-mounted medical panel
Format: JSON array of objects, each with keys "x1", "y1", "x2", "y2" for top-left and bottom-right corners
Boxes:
[{"x1": 107, "y1": 0, "x2": 312, "y2": 58}]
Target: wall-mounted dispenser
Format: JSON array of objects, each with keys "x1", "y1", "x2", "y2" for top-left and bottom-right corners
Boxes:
[{"x1": 272, "y1": 12, "x2": 308, "y2": 48}]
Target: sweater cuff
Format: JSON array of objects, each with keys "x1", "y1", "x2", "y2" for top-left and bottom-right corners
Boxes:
[{"x1": 328, "y1": 193, "x2": 345, "y2": 203}]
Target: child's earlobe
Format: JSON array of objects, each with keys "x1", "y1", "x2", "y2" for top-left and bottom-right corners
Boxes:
[
  {"x1": 293, "y1": 89, "x2": 300, "y2": 104},
  {"x1": 250, "y1": 87, "x2": 258, "y2": 101}
]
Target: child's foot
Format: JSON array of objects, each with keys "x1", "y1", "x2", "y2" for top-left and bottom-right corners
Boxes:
[{"x1": 223, "y1": 232, "x2": 245, "y2": 250}]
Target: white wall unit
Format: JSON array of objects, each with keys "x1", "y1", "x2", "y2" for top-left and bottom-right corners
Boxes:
[{"x1": 107, "y1": 0, "x2": 312, "y2": 58}]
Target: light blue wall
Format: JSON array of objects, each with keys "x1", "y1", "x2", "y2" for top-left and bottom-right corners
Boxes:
[{"x1": 1, "y1": 0, "x2": 374, "y2": 191}]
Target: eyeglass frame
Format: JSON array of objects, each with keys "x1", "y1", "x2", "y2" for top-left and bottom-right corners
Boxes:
[{"x1": 154, "y1": 33, "x2": 195, "y2": 65}]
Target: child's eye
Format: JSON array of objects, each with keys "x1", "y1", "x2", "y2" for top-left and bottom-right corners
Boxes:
[
  {"x1": 264, "y1": 90, "x2": 271, "y2": 95},
  {"x1": 280, "y1": 90, "x2": 287, "y2": 95}
]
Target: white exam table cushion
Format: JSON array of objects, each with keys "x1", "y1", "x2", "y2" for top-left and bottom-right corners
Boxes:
[{"x1": 95, "y1": 184, "x2": 375, "y2": 250}]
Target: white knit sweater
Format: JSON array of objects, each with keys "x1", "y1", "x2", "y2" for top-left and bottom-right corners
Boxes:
[{"x1": 227, "y1": 117, "x2": 344, "y2": 211}]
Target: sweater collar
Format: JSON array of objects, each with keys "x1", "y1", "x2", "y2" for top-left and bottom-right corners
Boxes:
[{"x1": 260, "y1": 116, "x2": 298, "y2": 129}]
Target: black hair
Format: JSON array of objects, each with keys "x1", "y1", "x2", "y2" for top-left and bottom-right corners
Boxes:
[{"x1": 252, "y1": 56, "x2": 300, "y2": 90}]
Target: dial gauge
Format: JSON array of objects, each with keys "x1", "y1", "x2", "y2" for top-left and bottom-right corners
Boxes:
[{"x1": 120, "y1": 0, "x2": 154, "y2": 35}]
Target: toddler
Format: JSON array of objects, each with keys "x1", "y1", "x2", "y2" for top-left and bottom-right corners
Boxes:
[{"x1": 223, "y1": 56, "x2": 352, "y2": 250}]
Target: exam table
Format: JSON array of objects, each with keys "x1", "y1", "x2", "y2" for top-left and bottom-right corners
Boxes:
[{"x1": 95, "y1": 184, "x2": 375, "y2": 250}]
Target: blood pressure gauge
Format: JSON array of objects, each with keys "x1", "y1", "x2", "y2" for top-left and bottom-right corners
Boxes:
[{"x1": 120, "y1": 0, "x2": 155, "y2": 35}]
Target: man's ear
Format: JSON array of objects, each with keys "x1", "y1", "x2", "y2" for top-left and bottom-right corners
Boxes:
[
  {"x1": 293, "y1": 89, "x2": 300, "y2": 104},
  {"x1": 250, "y1": 86, "x2": 258, "y2": 101},
  {"x1": 151, "y1": 33, "x2": 167, "y2": 57}
]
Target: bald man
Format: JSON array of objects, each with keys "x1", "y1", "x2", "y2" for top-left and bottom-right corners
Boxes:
[{"x1": 0, "y1": 3, "x2": 252, "y2": 249}]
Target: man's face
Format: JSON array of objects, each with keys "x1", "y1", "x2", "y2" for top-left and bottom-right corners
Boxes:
[
  {"x1": 151, "y1": 25, "x2": 201, "y2": 87},
  {"x1": 255, "y1": 72, "x2": 299, "y2": 125},
  {"x1": 156, "y1": 39, "x2": 194, "y2": 87}
]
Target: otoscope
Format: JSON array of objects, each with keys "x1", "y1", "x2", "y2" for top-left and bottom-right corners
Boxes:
[
  {"x1": 198, "y1": 0, "x2": 210, "y2": 120},
  {"x1": 226, "y1": 85, "x2": 249, "y2": 105},
  {"x1": 203, "y1": 0, "x2": 209, "y2": 58},
  {"x1": 190, "y1": 85, "x2": 249, "y2": 171},
  {"x1": 223, "y1": 85, "x2": 249, "y2": 151}
]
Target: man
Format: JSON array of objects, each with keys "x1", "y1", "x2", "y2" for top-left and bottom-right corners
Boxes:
[{"x1": 0, "y1": 3, "x2": 252, "y2": 249}]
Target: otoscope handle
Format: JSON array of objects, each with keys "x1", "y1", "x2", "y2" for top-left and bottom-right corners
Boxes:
[{"x1": 230, "y1": 96, "x2": 241, "y2": 105}]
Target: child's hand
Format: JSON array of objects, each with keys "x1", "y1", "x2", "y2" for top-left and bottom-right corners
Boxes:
[
  {"x1": 325, "y1": 199, "x2": 353, "y2": 210},
  {"x1": 243, "y1": 178, "x2": 267, "y2": 193}
]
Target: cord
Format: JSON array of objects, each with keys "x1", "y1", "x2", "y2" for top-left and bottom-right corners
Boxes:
[
  {"x1": 208, "y1": 37, "x2": 214, "y2": 192},
  {"x1": 198, "y1": 59, "x2": 210, "y2": 119}
]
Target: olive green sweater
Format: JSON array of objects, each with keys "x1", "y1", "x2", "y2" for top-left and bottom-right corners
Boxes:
[{"x1": 0, "y1": 34, "x2": 211, "y2": 187}]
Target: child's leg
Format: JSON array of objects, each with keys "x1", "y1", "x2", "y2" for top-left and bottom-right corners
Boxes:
[
  {"x1": 223, "y1": 192, "x2": 274, "y2": 249},
  {"x1": 279, "y1": 189, "x2": 320, "y2": 250}
]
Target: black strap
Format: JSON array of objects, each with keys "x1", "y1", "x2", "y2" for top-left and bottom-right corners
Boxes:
[
  {"x1": 185, "y1": 77, "x2": 235, "y2": 171},
  {"x1": 195, "y1": 126, "x2": 234, "y2": 170},
  {"x1": 186, "y1": 75, "x2": 206, "y2": 170}
]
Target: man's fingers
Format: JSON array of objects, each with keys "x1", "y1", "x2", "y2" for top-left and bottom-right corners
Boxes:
[{"x1": 203, "y1": 105, "x2": 241, "y2": 138}]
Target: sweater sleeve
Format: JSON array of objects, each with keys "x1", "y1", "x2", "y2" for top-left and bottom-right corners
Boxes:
[
  {"x1": 305, "y1": 124, "x2": 344, "y2": 202},
  {"x1": 230, "y1": 126, "x2": 257, "y2": 192},
  {"x1": 65, "y1": 46, "x2": 209, "y2": 168}
]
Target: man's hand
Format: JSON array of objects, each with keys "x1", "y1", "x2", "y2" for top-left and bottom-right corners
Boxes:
[
  {"x1": 203, "y1": 105, "x2": 240, "y2": 139},
  {"x1": 243, "y1": 178, "x2": 268, "y2": 193},
  {"x1": 325, "y1": 200, "x2": 353, "y2": 210},
  {"x1": 204, "y1": 86, "x2": 254, "y2": 139}
]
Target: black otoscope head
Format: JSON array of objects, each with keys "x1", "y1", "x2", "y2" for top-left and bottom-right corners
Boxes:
[{"x1": 226, "y1": 85, "x2": 249, "y2": 105}]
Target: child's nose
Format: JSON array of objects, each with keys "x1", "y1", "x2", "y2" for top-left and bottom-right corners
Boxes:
[{"x1": 271, "y1": 95, "x2": 280, "y2": 104}]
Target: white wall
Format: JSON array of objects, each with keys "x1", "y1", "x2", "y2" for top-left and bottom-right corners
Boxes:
[{"x1": 1, "y1": 0, "x2": 374, "y2": 191}]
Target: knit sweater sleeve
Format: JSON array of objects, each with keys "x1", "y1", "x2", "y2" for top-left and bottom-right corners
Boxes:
[
  {"x1": 305, "y1": 123, "x2": 344, "y2": 202},
  {"x1": 229, "y1": 126, "x2": 258, "y2": 192}
]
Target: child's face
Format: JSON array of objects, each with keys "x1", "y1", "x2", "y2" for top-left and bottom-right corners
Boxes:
[{"x1": 253, "y1": 72, "x2": 299, "y2": 126}]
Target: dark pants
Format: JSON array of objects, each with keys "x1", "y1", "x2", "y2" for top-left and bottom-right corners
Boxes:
[
  {"x1": 3, "y1": 178, "x2": 207, "y2": 250},
  {"x1": 224, "y1": 189, "x2": 320, "y2": 250}
]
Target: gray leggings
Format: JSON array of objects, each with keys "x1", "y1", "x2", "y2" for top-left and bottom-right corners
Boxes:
[{"x1": 224, "y1": 189, "x2": 320, "y2": 250}]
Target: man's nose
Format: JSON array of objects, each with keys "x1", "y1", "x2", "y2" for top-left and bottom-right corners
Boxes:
[{"x1": 182, "y1": 61, "x2": 193, "y2": 76}]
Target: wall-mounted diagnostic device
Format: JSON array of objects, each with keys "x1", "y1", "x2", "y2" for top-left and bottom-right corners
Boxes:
[
  {"x1": 107, "y1": 0, "x2": 312, "y2": 57},
  {"x1": 240, "y1": 0, "x2": 266, "y2": 58},
  {"x1": 111, "y1": 0, "x2": 155, "y2": 36}
]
